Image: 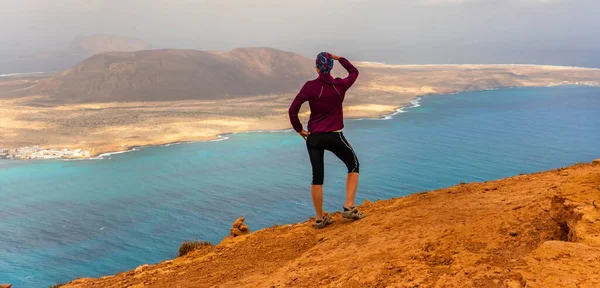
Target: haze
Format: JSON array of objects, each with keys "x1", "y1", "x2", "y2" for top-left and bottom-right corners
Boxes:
[{"x1": 1, "y1": 0, "x2": 600, "y2": 69}]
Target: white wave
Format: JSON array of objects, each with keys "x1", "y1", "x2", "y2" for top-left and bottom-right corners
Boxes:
[
  {"x1": 365, "y1": 96, "x2": 422, "y2": 121},
  {"x1": 87, "y1": 135, "x2": 232, "y2": 161},
  {"x1": 0, "y1": 71, "x2": 45, "y2": 77},
  {"x1": 62, "y1": 158, "x2": 87, "y2": 162},
  {"x1": 91, "y1": 148, "x2": 140, "y2": 160},
  {"x1": 230, "y1": 128, "x2": 294, "y2": 135},
  {"x1": 278, "y1": 129, "x2": 295, "y2": 133},
  {"x1": 409, "y1": 98, "x2": 421, "y2": 107},
  {"x1": 163, "y1": 141, "x2": 188, "y2": 147},
  {"x1": 209, "y1": 135, "x2": 230, "y2": 142}
]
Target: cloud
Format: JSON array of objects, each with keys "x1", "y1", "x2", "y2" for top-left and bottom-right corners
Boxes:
[
  {"x1": 524, "y1": 0, "x2": 561, "y2": 3},
  {"x1": 0, "y1": 0, "x2": 596, "y2": 58},
  {"x1": 6, "y1": 0, "x2": 105, "y2": 12},
  {"x1": 422, "y1": 0, "x2": 559, "y2": 4},
  {"x1": 423, "y1": 0, "x2": 477, "y2": 4}
]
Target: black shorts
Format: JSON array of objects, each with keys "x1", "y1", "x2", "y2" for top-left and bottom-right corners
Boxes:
[{"x1": 306, "y1": 132, "x2": 359, "y2": 185}]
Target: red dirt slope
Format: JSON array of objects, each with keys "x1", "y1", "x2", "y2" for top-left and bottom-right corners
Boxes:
[{"x1": 63, "y1": 160, "x2": 600, "y2": 287}]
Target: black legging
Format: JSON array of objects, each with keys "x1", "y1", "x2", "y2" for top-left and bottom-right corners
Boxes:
[{"x1": 306, "y1": 132, "x2": 359, "y2": 185}]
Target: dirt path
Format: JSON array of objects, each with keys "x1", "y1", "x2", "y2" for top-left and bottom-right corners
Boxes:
[{"x1": 63, "y1": 160, "x2": 600, "y2": 287}]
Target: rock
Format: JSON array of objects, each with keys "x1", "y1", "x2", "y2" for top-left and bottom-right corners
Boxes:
[
  {"x1": 230, "y1": 217, "x2": 250, "y2": 237},
  {"x1": 509, "y1": 231, "x2": 518, "y2": 237},
  {"x1": 0, "y1": 284, "x2": 12, "y2": 288},
  {"x1": 232, "y1": 217, "x2": 246, "y2": 229},
  {"x1": 593, "y1": 159, "x2": 600, "y2": 165}
]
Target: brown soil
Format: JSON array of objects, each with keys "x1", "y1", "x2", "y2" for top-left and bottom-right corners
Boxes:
[{"x1": 63, "y1": 160, "x2": 600, "y2": 288}]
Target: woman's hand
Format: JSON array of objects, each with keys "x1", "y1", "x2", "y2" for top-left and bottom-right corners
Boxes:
[
  {"x1": 299, "y1": 130, "x2": 310, "y2": 140},
  {"x1": 330, "y1": 54, "x2": 341, "y2": 60}
]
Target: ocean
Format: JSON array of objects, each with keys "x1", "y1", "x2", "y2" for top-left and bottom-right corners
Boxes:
[{"x1": 0, "y1": 86, "x2": 599, "y2": 287}]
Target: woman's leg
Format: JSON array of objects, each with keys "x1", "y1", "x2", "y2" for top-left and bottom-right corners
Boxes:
[
  {"x1": 311, "y1": 185, "x2": 324, "y2": 219},
  {"x1": 307, "y1": 136, "x2": 325, "y2": 219},
  {"x1": 345, "y1": 172, "x2": 359, "y2": 208},
  {"x1": 328, "y1": 132, "x2": 360, "y2": 208}
]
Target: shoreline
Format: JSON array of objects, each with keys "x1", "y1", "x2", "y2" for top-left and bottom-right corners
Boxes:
[
  {"x1": 3, "y1": 60, "x2": 600, "y2": 161},
  {"x1": 2, "y1": 84, "x2": 599, "y2": 161},
  {"x1": 92, "y1": 96, "x2": 425, "y2": 159},
  {"x1": 0, "y1": 94, "x2": 422, "y2": 161}
]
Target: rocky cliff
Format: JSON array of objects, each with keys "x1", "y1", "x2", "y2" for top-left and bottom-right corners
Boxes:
[{"x1": 62, "y1": 160, "x2": 600, "y2": 287}]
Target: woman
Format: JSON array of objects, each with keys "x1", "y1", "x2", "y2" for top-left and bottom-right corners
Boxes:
[{"x1": 288, "y1": 52, "x2": 365, "y2": 229}]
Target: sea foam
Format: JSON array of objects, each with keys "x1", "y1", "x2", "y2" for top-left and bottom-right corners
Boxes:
[{"x1": 364, "y1": 97, "x2": 422, "y2": 121}]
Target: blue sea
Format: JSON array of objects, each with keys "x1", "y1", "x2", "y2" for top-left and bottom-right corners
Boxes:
[{"x1": 1, "y1": 86, "x2": 599, "y2": 287}]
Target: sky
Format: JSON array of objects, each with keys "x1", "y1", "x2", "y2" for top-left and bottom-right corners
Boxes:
[{"x1": 1, "y1": 0, "x2": 599, "y2": 66}]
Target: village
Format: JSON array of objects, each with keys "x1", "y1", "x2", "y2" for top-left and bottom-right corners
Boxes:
[{"x1": 0, "y1": 146, "x2": 90, "y2": 160}]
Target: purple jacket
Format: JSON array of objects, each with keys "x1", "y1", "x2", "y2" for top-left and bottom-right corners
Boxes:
[{"x1": 288, "y1": 57, "x2": 359, "y2": 133}]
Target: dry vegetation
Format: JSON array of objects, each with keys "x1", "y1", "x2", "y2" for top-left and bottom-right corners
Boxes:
[{"x1": 178, "y1": 240, "x2": 212, "y2": 257}]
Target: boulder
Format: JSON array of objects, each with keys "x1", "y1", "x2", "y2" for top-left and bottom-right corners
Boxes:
[{"x1": 230, "y1": 217, "x2": 250, "y2": 237}]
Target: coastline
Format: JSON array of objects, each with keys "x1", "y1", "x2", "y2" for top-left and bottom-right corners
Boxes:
[
  {"x1": 81, "y1": 83, "x2": 599, "y2": 159},
  {"x1": 0, "y1": 93, "x2": 421, "y2": 160},
  {"x1": 89, "y1": 96, "x2": 424, "y2": 159},
  {"x1": 3, "y1": 60, "x2": 600, "y2": 160},
  {"x1": 2, "y1": 83, "x2": 598, "y2": 161}
]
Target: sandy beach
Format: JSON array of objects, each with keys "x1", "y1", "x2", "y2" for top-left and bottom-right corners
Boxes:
[{"x1": 1, "y1": 62, "x2": 599, "y2": 159}]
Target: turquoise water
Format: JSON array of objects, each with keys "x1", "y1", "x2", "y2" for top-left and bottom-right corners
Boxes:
[{"x1": 1, "y1": 86, "x2": 599, "y2": 287}]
